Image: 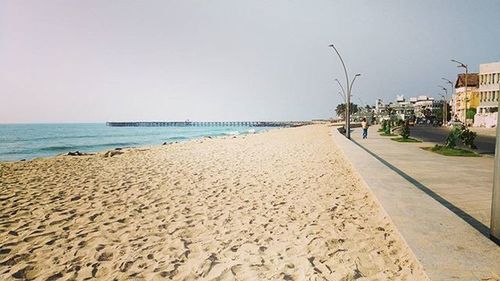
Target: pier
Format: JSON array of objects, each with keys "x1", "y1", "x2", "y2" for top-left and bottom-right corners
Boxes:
[{"x1": 106, "y1": 121, "x2": 311, "y2": 127}]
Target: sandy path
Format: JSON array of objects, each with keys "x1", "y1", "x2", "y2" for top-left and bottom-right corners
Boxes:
[{"x1": 0, "y1": 124, "x2": 427, "y2": 280}]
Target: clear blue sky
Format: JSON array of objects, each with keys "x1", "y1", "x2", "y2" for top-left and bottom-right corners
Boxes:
[{"x1": 1, "y1": 0, "x2": 499, "y2": 123}]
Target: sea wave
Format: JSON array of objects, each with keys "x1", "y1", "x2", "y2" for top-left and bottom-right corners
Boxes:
[
  {"x1": 12, "y1": 134, "x2": 102, "y2": 142},
  {"x1": 38, "y1": 142, "x2": 138, "y2": 152},
  {"x1": 164, "y1": 136, "x2": 189, "y2": 141},
  {"x1": 0, "y1": 124, "x2": 277, "y2": 161}
]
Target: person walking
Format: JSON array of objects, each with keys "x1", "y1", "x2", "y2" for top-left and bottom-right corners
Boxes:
[{"x1": 361, "y1": 118, "x2": 368, "y2": 139}]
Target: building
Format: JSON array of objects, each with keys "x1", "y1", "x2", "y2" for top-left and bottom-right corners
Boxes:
[
  {"x1": 389, "y1": 95, "x2": 414, "y2": 120},
  {"x1": 375, "y1": 99, "x2": 387, "y2": 114},
  {"x1": 478, "y1": 62, "x2": 500, "y2": 113},
  {"x1": 474, "y1": 62, "x2": 500, "y2": 127},
  {"x1": 373, "y1": 95, "x2": 448, "y2": 124},
  {"x1": 412, "y1": 96, "x2": 432, "y2": 117},
  {"x1": 453, "y1": 73, "x2": 479, "y2": 123},
  {"x1": 376, "y1": 95, "x2": 439, "y2": 120}
]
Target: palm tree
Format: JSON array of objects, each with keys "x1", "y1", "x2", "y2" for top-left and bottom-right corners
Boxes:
[{"x1": 336, "y1": 103, "x2": 359, "y2": 119}]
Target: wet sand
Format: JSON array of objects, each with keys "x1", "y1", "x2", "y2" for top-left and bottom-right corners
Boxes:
[{"x1": 0, "y1": 124, "x2": 427, "y2": 280}]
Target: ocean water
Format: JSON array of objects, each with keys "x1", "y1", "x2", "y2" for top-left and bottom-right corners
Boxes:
[{"x1": 0, "y1": 123, "x2": 272, "y2": 161}]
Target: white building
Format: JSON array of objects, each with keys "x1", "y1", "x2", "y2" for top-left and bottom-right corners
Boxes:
[
  {"x1": 375, "y1": 99, "x2": 386, "y2": 114},
  {"x1": 478, "y1": 62, "x2": 500, "y2": 113},
  {"x1": 413, "y1": 96, "x2": 435, "y2": 118},
  {"x1": 374, "y1": 95, "x2": 444, "y2": 120},
  {"x1": 389, "y1": 95, "x2": 413, "y2": 119},
  {"x1": 474, "y1": 62, "x2": 500, "y2": 127}
]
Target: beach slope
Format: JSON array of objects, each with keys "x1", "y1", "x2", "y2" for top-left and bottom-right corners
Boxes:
[{"x1": 0, "y1": 124, "x2": 427, "y2": 280}]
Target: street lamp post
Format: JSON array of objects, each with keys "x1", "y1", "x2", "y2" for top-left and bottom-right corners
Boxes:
[
  {"x1": 334, "y1": 79, "x2": 347, "y2": 124},
  {"x1": 438, "y1": 85, "x2": 448, "y2": 125},
  {"x1": 350, "y1": 74, "x2": 361, "y2": 97},
  {"x1": 439, "y1": 94, "x2": 446, "y2": 125},
  {"x1": 329, "y1": 44, "x2": 357, "y2": 139},
  {"x1": 451, "y1": 60, "x2": 469, "y2": 125},
  {"x1": 350, "y1": 73, "x2": 361, "y2": 121},
  {"x1": 442, "y1": 77, "x2": 454, "y2": 121},
  {"x1": 335, "y1": 78, "x2": 346, "y2": 99},
  {"x1": 337, "y1": 91, "x2": 345, "y2": 101},
  {"x1": 335, "y1": 75, "x2": 361, "y2": 125}
]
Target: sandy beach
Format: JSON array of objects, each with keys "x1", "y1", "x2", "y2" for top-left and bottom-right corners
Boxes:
[{"x1": 0, "y1": 124, "x2": 427, "y2": 280}]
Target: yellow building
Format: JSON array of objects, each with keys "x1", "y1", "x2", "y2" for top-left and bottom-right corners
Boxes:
[{"x1": 453, "y1": 73, "x2": 479, "y2": 123}]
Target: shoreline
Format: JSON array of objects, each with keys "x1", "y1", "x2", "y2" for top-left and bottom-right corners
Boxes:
[
  {"x1": 0, "y1": 126, "x2": 280, "y2": 164},
  {"x1": 0, "y1": 124, "x2": 427, "y2": 280}
]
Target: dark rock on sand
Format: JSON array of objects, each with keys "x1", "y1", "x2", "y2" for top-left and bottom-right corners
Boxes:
[
  {"x1": 67, "y1": 151, "x2": 85, "y2": 156},
  {"x1": 103, "y1": 150, "x2": 124, "y2": 158}
]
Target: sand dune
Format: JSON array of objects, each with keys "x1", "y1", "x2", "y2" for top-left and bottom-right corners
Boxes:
[{"x1": 0, "y1": 124, "x2": 427, "y2": 280}]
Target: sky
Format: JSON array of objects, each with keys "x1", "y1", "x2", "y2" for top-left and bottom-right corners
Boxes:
[{"x1": 1, "y1": 0, "x2": 499, "y2": 123}]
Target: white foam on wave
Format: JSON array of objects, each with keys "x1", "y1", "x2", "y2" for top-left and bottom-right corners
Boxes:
[{"x1": 224, "y1": 131, "x2": 240, "y2": 136}]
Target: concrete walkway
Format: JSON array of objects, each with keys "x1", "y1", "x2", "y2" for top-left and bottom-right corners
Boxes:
[
  {"x1": 355, "y1": 126, "x2": 495, "y2": 231},
  {"x1": 331, "y1": 126, "x2": 500, "y2": 281}
]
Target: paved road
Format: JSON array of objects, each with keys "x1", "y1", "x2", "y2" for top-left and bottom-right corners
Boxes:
[{"x1": 410, "y1": 125, "x2": 496, "y2": 154}]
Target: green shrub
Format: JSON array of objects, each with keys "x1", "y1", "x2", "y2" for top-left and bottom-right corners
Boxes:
[
  {"x1": 422, "y1": 145, "x2": 478, "y2": 157},
  {"x1": 446, "y1": 127, "x2": 461, "y2": 148},
  {"x1": 445, "y1": 125, "x2": 477, "y2": 149},
  {"x1": 384, "y1": 121, "x2": 391, "y2": 135},
  {"x1": 400, "y1": 121, "x2": 410, "y2": 139},
  {"x1": 466, "y1": 108, "x2": 476, "y2": 120},
  {"x1": 381, "y1": 120, "x2": 387, "y2": 132},
  {"x1": 461, "y1": 128, "x2": 477, "y2": 149}
]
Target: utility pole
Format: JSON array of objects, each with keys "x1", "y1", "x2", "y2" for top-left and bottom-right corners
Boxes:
[
  {"x1": 442, "y1": 78, "x2": 454, "y2": 123},
  {"x1": 452, "y1": 60, "x2": 469, "y2": 125},
  {"x1": 438, "y1": 86, "x2": 448, "y2": 125},
  {"x1": 439, "y1": 94, "x2": 446, "y2": 125}
]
